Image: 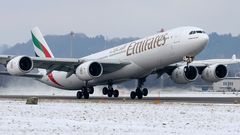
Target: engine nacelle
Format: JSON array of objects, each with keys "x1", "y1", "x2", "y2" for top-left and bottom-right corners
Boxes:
[
  {"x1": 201, "y1": 64, "x2": 228, "y2": 82},
  {"x1": 75, "y1": 61, "x2": 103, "y2": 81},
  {"x1": 171, "y1": 65, "x2": 198, "y2": 84},
  {"x1": 6, "y1": 56, "x2": 33, "y2": 75}
]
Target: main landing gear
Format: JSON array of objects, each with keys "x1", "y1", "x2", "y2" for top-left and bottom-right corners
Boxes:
[
  {"x1": 102, "y1": 84, "x2": 119, "y2": 98},
  {"x1": 130, "y1": 87, "x2": 148, "y2": 99},
  {"x1": 130, "y1": 78, "x2": 148, "y2": 99},
  {"x1": 76, "y1": 86, "x2": 94, "y2": 99}
]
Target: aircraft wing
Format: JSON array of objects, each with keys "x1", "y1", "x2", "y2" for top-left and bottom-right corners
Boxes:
[
  {"x1": 154, "y1": 55, "x2": 240, "y2": 77},
  {"x1": 0, "y1": 55, "x2": 131, "y2": 76},
  {"x1": 0, "y1": 71, "x2": 43, "y2": 79},
  {"x1": 93, "y1": 59, "x2": 131, "y2": 74},
  {"x1": 170, "y1": 59, "x2": 240, "y2": 67},
  {"x1": 171, "y1": 54, "x2": 239, "y2": 67},
  {"x1": 34, "y1": 57, "x2": 131, "y2": 74},
  {"x1": 0, "y1": 55, "x2": 82, "y2": 72},
  {"x1": 31, "y1": 57, "x2": 82, "y2": 73}
]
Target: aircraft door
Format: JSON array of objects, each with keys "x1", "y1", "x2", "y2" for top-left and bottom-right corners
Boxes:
[
  {"x1": 170, "y1": 30, "x2": 183, "y2": 58},
  {"x1": 173, "y1": 31, "x2": 182, "y2": 44}
]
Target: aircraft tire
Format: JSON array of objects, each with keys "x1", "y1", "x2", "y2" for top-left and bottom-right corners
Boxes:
[
  {"x1": 89, "y1": 87, "x2": 94, "y2": 94},
  {"x1": 136, "y1": 87, "x2": 141, "y2": 94},
  {"x1": 108, "y1": 90, "x2": 113, "y2": 97},
  {"x1": 83, "y1": 91, "x2": 89, "y2": 99},
  {"x1": 130, "y1": 91, "x2": 136, "y2": 99},
  {"x1": 137, "y1": 91, "x2": 143, "y2": 99},
  {"x1": 142, "y1": 88, "x2": 148, "y2": 96},
  {"x1": 102, "y1": 87, "x2": 108, "y2": 95},
  {"x1": 113, "y1": 90, "x2": 119, "y2": 97},
  {"x1": 76, "y1": 91, "x2": 83, "y2": 99}
]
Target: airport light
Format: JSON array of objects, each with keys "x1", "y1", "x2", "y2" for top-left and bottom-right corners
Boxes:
[{"x1": 70, "y1": 31, "x2": 75, "y2": 58}]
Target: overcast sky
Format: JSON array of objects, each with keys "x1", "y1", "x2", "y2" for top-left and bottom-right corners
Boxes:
[{"x1": 0, "y1": 0, "x2": 239, "y2": 45}]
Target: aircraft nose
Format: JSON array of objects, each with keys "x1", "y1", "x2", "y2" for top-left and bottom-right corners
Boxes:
[{"x1": 199, "y1": 34, "x2": 209, "y2": 47}]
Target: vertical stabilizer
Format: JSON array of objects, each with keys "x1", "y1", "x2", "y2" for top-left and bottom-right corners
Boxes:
[{"x1": 31, "y1": 27, "x2": 54, "y2": 58}]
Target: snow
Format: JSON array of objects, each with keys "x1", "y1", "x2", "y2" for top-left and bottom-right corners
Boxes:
[
  {"x1": 1, "y1": 84, "x2": 240, "y2": 98},
  {"x1": 0, "y1": 99, "x2": 240, "y2": 135}
]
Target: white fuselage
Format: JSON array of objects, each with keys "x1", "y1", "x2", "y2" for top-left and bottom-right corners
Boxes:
[{"x1": 39, "y1": 26, "x2": 209, "y2": 90}]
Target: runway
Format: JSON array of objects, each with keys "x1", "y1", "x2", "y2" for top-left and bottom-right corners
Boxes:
[{"x1": 0, "y1": 95, "x2": 239, "y2": 104}]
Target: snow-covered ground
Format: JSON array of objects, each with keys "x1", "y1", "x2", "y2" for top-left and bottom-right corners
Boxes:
[
  {"x1": 0, "y1": 99, "x2": 240, "y2": 135},
  {"x1": 1, "y1": 83, "x2": 240, "y2": 98}
]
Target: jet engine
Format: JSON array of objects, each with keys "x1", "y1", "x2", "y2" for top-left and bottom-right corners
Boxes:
[
  {"x1": 6, "y1": 56, "x2": 33, "y2": 75},
  {"x1": 171, "y1": 65, "x2": 198, "y2": 84},
  {"x1": 76, "y1": 61, "x2": 103, "y2": 81},
  {"x1": 201, "y1": 64, "x2": 227, "y2": 82}
]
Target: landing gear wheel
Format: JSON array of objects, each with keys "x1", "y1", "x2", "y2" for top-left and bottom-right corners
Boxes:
[
  {"x1": 142, "y1": 88, "x2": 148, "y2": 96},
  {"x1": 130, "y1": 91, "x2": 136, "y2": 99},
  {"x1": 83, "y1": 91, "x2": 89, "y2": 99},
  {"x1": 136, "y1": 87, "x2": 141, "y2": 94},
  {"x1": 108, "y1": 89, "x2": 113, "y2": 97},
  {"x1": 89, "y1": 87, "x2": 94, "y2": 94},
  {"x1": 76, "y1": 91, "x2": 83, "y2": 99},
  {"x1": 137, "y1": 91, "x2": 143, "y2": 99},
  {"x1": 102, "y1": 87, "x2": 108, "y2": 95},
  {"x1": 113, "y1": 90, "x2": 119, "y2": 98}
]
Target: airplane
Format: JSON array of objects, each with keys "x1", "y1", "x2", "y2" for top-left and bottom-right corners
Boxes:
[{"x1": 0, "y1": 26, "x2": 238, "y2": 99}]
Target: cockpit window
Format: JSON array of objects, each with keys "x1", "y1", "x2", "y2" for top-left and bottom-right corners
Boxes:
[
  {"x1": 189, "y1": 30, "x2": 205, "y2": 35},
  {"x1": 189, "y1": 31, "x2": 195, "y2": 35}
]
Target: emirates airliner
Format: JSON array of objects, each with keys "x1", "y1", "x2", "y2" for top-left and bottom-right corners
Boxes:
[{"x1": 0, "y1": 26, "x2": 238, "y2": 99}]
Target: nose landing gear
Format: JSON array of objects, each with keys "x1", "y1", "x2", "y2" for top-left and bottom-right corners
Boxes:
[{"x1": 183, "y1": 56, "x2": 194, "y2": 67}]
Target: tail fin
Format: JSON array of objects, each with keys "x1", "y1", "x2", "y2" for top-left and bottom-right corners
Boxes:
[{"x1": 31, "y1": 27, "x2": 54, "y2": 58}]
